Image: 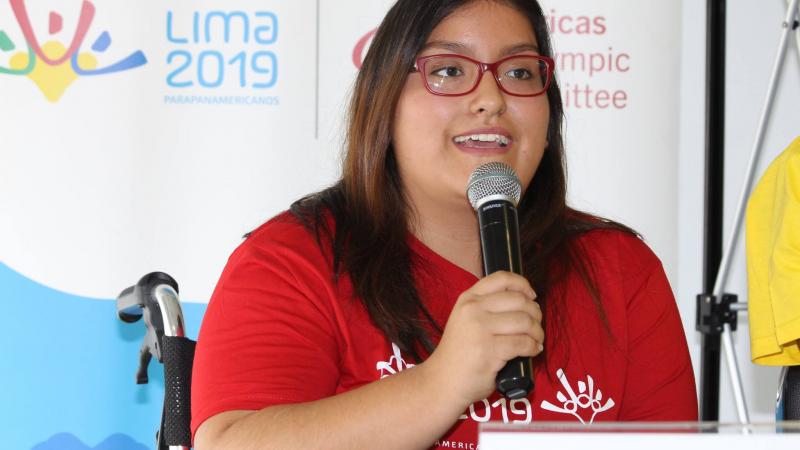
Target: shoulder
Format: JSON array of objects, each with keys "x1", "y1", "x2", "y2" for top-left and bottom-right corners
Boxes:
[
  {"x1": 571, "y1": 228, "x2": 660, "y2": 273},
  {"x1": 561, "y1": 228, "x2": 677, "y2": 332},
  {"x1": 221, "y1": 210, "x2": 334, "y2": 288},
  {"x1": 243, "y1": 210, "x2": 321, "y2": 253},
  {"x1": 568, "y1": 228, "x2": 667, "y2": 302}
]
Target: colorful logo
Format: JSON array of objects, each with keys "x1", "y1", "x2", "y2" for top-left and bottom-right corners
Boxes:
[
  {"x1": 352, "y1": 28, "x2": 376, "y2": 69},
  {"x1": 0, "y1": 0, "x2": 147, "y2": 102}
]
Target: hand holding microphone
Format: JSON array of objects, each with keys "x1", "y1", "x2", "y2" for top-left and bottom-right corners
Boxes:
[
  {"x1": 424, "y1": 162, "x2": 541, "y2": 409},
  {"x1": 466, "y1": 162, "x2": 537, "y2": 399}
]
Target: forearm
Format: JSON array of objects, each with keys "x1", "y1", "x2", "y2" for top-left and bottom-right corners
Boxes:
[{"x1": 197, "y1": 361, "x2": 465, "y2": 450}]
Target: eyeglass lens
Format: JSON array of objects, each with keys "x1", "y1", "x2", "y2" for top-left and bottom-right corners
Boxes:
[{"x1": 423, "y1": 56, "x2": 548, "y2": 96}]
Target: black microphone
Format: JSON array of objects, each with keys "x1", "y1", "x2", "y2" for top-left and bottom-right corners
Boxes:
[{"x1": 466, "y1": 162, "x2": 533, "y2": 399}]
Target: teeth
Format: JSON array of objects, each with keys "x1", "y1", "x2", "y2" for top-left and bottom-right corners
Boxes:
[{"x1": 454, "y1": 134, "x2": 510, "y2": 146}]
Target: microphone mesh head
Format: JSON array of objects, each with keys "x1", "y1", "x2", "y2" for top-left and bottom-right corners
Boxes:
[{"x1": 466, "y1": 162, "x2": 522, "y2": 210}]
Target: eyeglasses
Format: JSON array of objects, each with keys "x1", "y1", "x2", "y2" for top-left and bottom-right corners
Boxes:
[{"x1": 413, "y1": 53, "x2": 554, "y2": 97}]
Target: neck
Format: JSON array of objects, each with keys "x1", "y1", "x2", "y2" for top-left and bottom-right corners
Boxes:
[{"x1": 409, "y1": 199, "x2": 484, "y2": 278}]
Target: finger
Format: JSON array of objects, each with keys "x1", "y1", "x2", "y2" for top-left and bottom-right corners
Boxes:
[
  {"x1": 478, "y1": 290, "x2": 536, "y2": 313},
  {"x1": 485, "y1": 310, "x2": 542, "y2": 338},
  {"x1": 532, "y1": 301, "x2": 543, "y2": 323},
  {"x1": 492, "y1": 335, "x2": 543, "y2": 362},
  {"x1": 469, "y1": 271, "x2": 536, "y2": 299},
  {"x1": 479, "y1": 293, "x2": 543, "y2": 326}
]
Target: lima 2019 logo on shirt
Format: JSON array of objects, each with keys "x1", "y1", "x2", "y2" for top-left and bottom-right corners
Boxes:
[{"x1": 0, "y1": 0, "x2": 147, "y2": 102}]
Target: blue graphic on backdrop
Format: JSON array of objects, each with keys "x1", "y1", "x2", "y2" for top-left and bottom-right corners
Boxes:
[
  {"x1": 32, "y1": 433, "x2": 148, "y2": 450},
  {"x1": 165, "y1": 10, "x2": 278, "y2": 90},
  {"x1": 0, "y1": 262, "x2": 207, "y2": 450}
]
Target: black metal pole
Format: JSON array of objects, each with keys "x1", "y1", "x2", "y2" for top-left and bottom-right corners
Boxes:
[{"x1": 700, "y1": 0, "x2": 726, "y2": 422}]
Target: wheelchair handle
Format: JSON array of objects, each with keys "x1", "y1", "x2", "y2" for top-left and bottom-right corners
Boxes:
[
  {"x1": 161, "y1": 335, "x2": 195, "y2": 449},
  {"x1": 153, "y1": 283, "x2": 185, "y2": 338}
]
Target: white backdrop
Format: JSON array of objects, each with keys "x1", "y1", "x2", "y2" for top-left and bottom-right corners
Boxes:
[{"x1": 1, "y1": 0, "x2": 681, "y2": 303}]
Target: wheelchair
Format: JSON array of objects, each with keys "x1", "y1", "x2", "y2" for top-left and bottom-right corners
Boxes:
[{"x1": 117, "y1": 272, "x2": 195, "y2": 450}]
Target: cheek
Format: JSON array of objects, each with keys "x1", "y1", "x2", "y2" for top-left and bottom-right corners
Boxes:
[
  {"x1": 510, "y1": 101, "x2": 550, "y2": 187},
  {"x1": 512, "y1": 101, "x2": 550, "y2": 138},
  {"x1": 393, "y1": 90, "x2": 452, "y2": 152},
  {"x1": 520, "y1": 151, "x2": 545, "y2": 192}
]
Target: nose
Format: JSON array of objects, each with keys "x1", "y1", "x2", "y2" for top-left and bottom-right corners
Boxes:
[{"x1": 469, "y1": 70, "x2": 506, "y2": 117}]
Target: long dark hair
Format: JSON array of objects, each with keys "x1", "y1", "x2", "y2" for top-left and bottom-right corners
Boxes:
[{"x1": 290, "y1": 0, "x2": 635, "y2": 364}]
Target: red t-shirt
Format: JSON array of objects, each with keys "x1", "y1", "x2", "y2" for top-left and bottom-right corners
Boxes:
[{"x1": 191, "y1": 212, "x2": 697, "y2": 448}]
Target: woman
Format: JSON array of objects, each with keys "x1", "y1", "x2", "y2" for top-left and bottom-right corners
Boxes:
[{"x1": 191, "y1": 1, "x2": 698, "y2": 449}]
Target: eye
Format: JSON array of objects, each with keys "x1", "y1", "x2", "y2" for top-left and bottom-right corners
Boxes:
[
  {"x1": 505, "y1": 67, "x2": 533, "y2": 80},
  {"x1": 431, "y1": 66, "x2": 464, "y2": 78}
]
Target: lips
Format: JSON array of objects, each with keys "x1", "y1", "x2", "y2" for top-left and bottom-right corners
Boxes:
[
  {"x1": 454, "y1": 133, "x2": 510, "y2": 148},
  {"x1": 453, "y1": 128, "x2": 513, "y2": 153}
]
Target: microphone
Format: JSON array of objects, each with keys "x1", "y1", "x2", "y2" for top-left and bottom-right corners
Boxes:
[{"x1": 466, "y1": 162, "x2": 533, "y2": 399}]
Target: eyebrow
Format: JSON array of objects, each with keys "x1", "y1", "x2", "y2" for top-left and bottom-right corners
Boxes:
[{"x1": 421, "y1": 40, "x2": 541, "y2": 56}]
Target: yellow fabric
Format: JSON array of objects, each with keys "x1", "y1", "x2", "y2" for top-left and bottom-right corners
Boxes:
[{"x1": 747, "y1": 136, "x2": 800, "y2": 366}]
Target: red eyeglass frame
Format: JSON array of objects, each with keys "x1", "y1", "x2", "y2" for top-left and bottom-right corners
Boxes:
[{"x1": 413, "y1": 53, "x2": 555, "y2": 97}]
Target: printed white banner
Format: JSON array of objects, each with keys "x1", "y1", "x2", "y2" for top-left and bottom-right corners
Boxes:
[{"x1": 0, "y1": 0, "x2": 680, "y2": 302}]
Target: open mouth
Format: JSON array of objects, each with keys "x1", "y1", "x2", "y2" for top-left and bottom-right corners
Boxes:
[{"x1": 453, "y1": 133, "x2": 510, "y2": 148}]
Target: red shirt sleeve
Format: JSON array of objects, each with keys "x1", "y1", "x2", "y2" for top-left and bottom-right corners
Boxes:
[
  {"x1": 190, "y1": 216, "x2": 343, "y2": 437},
  {"x1": 616, "y1": 236, "x2": 698, "y2": 421}
]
